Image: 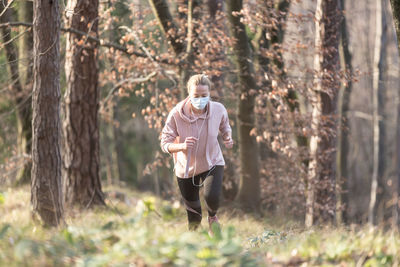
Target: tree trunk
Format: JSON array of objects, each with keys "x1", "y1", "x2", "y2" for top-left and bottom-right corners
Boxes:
[
  {"x1": 0, "y1": 1, "x2": 32, "y2": 185},
  {"x1": 369, "y1": 0, "x2": 386, "y2": 226},
  {"x1": 63, "y1": 0, "x2": 105, "y2": 208},
  {"x1": 148, "y1": 0, "x2": 185, "y2": 55},
  {"x1": 253, "y1": 1, "x2": 292, "y2": 213},
  {"x1": 207, "y1": 0, "x2": 223, "y2": 19},
  {"x1": 103, "y1": 9, "x2": 122, "y2": 184},
  {"x1": 227, "y1": 0, "x2": 260, "y2": 212},
  {"x1": 389, "y1": 0, "x2": 400, "y2": 227},
  {"x1": 148, "y1": 0, "x2": 186, "y2": 98},
  {"x1": 178, "y1": 0, "x2": 200, "y2": 99},
  {"x1": 336, "y1": 0, "x2": 353, "y2": 224},
  {"x1": 15, "y1": 0, "x2": 33, "y2": 185},
  {"x1": 306, "y1": 0, "x2": 340, "y2": 227},
  {"x1": 31, "y1": 0, "x2": 63, "y2": 226},
  {"x1": 149, "y1": 0, "x2": 200, "y2": 99},
  {"x1": 395, "y1": 76, "x2": 400, "y2": 226}
]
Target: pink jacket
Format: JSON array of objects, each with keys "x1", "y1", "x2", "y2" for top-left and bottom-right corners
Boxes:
[{"x1": 160, "y1": 97, "x2": 232, "y2": 178}]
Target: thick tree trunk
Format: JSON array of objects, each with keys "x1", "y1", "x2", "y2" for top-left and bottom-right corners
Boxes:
[
  {"x1": 63, "y1": 0, "x2": 105, "y2": 208},
  {"x1": 336, "y1": 0, "x2": 353, "y2": 224},
  {"x1": 306, "y1": 0, "x2": 340, "y2": 227},
  {"x1": 31, "y1": 0, "x2": 63, "y2": 226},
  {"x1": 0, "y1": 1, "x2": 32, "y2": 185},
  {"x1": 227, "y1": 0, "x2": 260, "y2": 212}
]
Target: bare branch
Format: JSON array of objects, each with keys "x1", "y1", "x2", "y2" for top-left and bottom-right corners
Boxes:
[
  {"x1": 0, "y1": 0, "x2": 14, "y2": 19},
  {"x1": 100, "y1": 71, "x2": 158, "y2": 110},
  {"x1": 0, "y1": 90, "x2": 32, "y2": 122},
  {"x1": 0, "y1": 21, "x2": 171, "y2": 63},
  {"x1": 119, "y1": 26, "x2": 177, "y2": 88},
  {"x1": 0, "y1": 28, "x2": 29, "y2": 50}
]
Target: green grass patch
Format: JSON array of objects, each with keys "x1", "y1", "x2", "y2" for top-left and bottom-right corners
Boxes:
[{"x1": 0, "y1": 186, "x2": 399, "y2": 266}]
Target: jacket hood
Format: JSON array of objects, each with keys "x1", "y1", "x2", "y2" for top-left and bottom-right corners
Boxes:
[{"x1": 177, "y1": 96, "x2": 211, "y2": 123}]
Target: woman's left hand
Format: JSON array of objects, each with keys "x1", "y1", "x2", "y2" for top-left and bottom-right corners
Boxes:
[{"x1": 223, "y1": 137, "x2": 233, "y2": 149}]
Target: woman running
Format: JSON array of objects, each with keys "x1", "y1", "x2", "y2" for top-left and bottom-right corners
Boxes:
[{"x1": 160, "y1": 74, "x2": 234, "y2": 234}]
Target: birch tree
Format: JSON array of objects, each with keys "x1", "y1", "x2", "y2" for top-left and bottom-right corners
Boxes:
[
  {"x1": 368, "y1": 0, "x2": 387, "y2": 226},
  {"x1": 306, "y1": 0, "x2": 340, "y2": 227}
]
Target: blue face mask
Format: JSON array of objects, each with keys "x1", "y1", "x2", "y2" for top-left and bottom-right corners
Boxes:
[{"x1": 190, "y1": 96, "x2": 209, "y2": 110}]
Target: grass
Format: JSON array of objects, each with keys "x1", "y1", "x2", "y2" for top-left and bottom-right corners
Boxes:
[{"x1": 0, "y1": 186, "x2": 399, "y2": 266}]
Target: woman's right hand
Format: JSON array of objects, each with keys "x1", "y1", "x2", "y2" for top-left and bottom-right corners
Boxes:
[{"x1": 181, "y1": 136, "x2": 198, "y2": 152}]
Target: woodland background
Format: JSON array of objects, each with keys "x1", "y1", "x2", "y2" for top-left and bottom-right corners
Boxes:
[{"x1": 1, "y1": 0, "x2": 400, "y2": 265}]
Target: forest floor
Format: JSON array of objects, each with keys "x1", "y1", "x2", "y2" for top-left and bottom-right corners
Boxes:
[{"x1": 0, "y1": 185, "x2": 399, "y2": 266}]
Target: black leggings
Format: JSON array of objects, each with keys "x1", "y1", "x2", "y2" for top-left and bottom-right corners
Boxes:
[{"x1": 176, "y1": 165, "x2": 224, "y2": 230}]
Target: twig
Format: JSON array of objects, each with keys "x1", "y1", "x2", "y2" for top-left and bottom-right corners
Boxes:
[
  {"x1": 0, "y1": 28, "x2": 29, "y2": 50},
  {"x1": 0, "y1": 0, "x2": 14, "y2": 19},
  {"x1": 100, "y1": 71, "x2": 158, "y2": 109},
  {"x1": 0, "y1": 90, "x2": 32, "y2": 122}
]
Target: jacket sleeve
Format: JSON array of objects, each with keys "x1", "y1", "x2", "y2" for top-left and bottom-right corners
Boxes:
[
  {"x1": 160, "y1": 109, "x2": 178, "y2": 154},
  {"x1": 219, "y1": 105, "x2": 232, "y2": 140}
]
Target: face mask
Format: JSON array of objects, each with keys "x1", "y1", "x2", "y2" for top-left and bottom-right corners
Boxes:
[{"x1": 190, "y1": 96, "x2": 209, "y2": 110}]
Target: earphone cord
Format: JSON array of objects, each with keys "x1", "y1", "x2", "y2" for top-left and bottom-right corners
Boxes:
[{"x1": 190, "y1": 107, "x2": 215, "y2": 187}]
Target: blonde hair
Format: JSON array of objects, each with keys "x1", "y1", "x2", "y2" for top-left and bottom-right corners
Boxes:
[{"x1": 187, "y1": 74, "x2": 212, "y2": 94}]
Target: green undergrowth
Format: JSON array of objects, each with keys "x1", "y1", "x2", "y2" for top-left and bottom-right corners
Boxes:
[{"x1": 0, "y1": 186, "x2": 399, "y2": 266}]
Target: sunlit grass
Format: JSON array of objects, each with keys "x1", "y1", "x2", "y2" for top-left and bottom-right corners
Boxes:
[{"x1": 1, "y1": 186, "x2": 400, "y2": 266}]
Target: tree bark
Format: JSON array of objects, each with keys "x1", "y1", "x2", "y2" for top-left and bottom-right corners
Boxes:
[
  {"x1": 369, "y1": 0, "x2": 386, "y2": 226},
  {"x1": 306, "y1": 0, "x2": 340, "y2": 227},
  {"x1": 389, "y1": 0, "x2": 400, "y2": 227},
  {"x1": 336, "y1": 0, "x2": 353, "y2": 224},
  {"x1": 31, "y1": 0, "x2": 63, "y2": 226},
  {"x1": 227, "y1": 0, "x2": 260, "y2": 212},
  {"x1": 63, "y1": 0, "x2": 105, "y2": 208},
  {"x1": 395, "y1": 80, "x2": 400, "y2": 226},
  {"x1": 0, "y1": 1, "x2": 32, "y2": 185}
]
